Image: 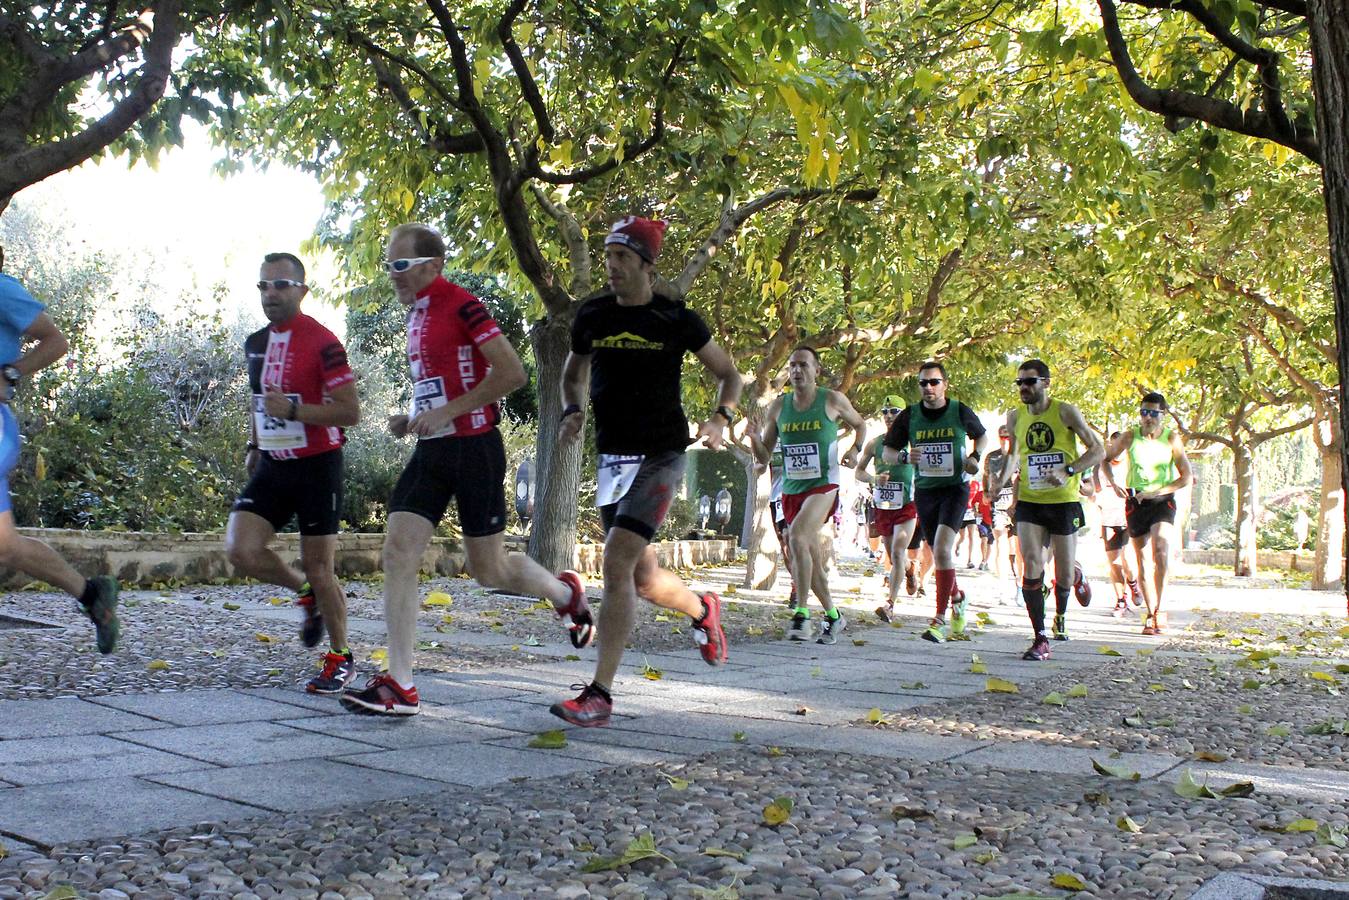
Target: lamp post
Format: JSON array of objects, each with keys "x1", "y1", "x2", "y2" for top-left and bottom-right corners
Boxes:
[
  {"x1": 514, "y1": 458, "x2": 535, "y2": 529},
  {"x1": 715, "y1": 487, "x2": 732, "y2": 534},
  {"x1": 697, "y1": 494, "x2": 711, "y2": 532}
]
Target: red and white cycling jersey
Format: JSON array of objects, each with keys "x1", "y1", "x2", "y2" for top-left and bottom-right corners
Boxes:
[
  {"x1": 405, "y1": 276, "x2": 503, "y2": 439},
  {"x1": 245, "y1": 313, "x2": 355, "y2": 460}
]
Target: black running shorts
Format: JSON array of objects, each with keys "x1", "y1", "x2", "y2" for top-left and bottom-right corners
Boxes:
[
  {"x1": 913, "y1": 482, "x2": 971, "y2": 546},
  {"x1": 233, "y1": 449, "x2": 343, "y2": 536},
  {"x1": 1102, "y1": 525, "x2": 1129, "y2": 552},
  {"x1": 1125, "y1": 495, "x2": 1177, "y2": 539},
  {"x1": 389, "y1": 430, "x2": 507, "y2": 537},
  {"x1": 1014, "y1": 500, "x2": 1084, "y2": 537},
  {"x1": 600, "y1": 451, "x2": 686, "y2": 542}
]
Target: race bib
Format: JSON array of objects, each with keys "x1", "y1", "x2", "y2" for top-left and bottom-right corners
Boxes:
[
  {"x1": 410, "y1": 377, "x2": 457, "y2": 439},
  {"x1": 1027, "y1": 451, "x2": 1066, "y2": 491},
  {"x1": 916, "y1": 441, "x2": 954, "y2": 478},
  {"x1": 597, "y1": 454, "x2": 644, "y2": 507},
  {"x1": 995, "y1": 486, "x2": 1015, "y2": 511},
  {"x1": 873, "y1": 482, "x2": 907, "y2": 510},
  {"x1": 252, "y1": 394, "x2": 307, "y2": 452},
  {"x1": 783, "y1": 443, "x2": 821, "y2": 481}
]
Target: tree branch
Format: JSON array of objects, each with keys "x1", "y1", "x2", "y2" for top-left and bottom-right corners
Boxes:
[
  {"x1": 353, "y1": 35, "x2": 483, "y2": 154},
  {"x1": 497, "y1": 0, "x2": 554, "y2": 142}
]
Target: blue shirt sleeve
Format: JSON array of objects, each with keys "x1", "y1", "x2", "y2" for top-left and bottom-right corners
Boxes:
[{"x1": 0, "y1": 275, "x2": 45, "y2": 364}]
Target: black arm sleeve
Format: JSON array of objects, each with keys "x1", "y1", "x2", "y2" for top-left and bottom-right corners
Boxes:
[
  {"x1": 958, "y1": 403, "x2": 986, "y2": 440},
  {"x1": 883, "y1": 407, "x2": 912, "y2": 451}
]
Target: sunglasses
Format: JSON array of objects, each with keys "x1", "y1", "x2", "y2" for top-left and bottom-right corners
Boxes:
[
  {"x1": 1139, "y1": 408, "x2": 1163, "y2": 417},
  {"x1": 383, "y1": 257, "x2": 437, "y2": 273},
  {"x1": 881, "y1": 407, "x2": 901, "y2": 415},
  {"x1": 917, "y1": 378, "x2": 943, "y2": 387},
  {"x1": 257, "y1": 279, "x2": 305, "y2": 291},
  {"x1": 1014, "y1": 376, "x2": 1044, "y2": 387}
]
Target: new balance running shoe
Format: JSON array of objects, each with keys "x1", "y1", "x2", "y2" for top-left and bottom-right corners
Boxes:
[
  {"x1": 1022, "y1": 635, "x2": 1052, "y2": 661},
  {"x1": 693, "y1": 593, "x2": 728, "y2": 666},
  {"x1": 555, "y1": 570, "x2": 595, "y2": 649},
  {"x1": 817, "y1": 614, "x2": 847, "y2": 645},
  {"x1": 340, "y1": 674, "x2": 420, "y2": 716},
  {"x1": 1073, "y1": 563, "x2": 1092, "y2": 607},
  {"x1": 296, "y1": 582, "x2": 322, "y2": 648},
  {"x1": 875, "y1": 603, "x2": 893, "y2": 623},
  {"x1": 905, "y1": 564, "x2": 918, "y2": 596},
  {"x1": 1052, "y1": 613, "x2": 1069, "y2": 641},
  {"x1": 83, "y1": 576, "x2": 120, "y2": 655},
  {"x1": 921, "y1": 616, "x2": 948, "y2": 643},
  {"x1": 949, "y1": 589, "x2": 969, "y2": 637},
  {"x1": 788, "y1": 611, "x2": 811, "y2": 641},
  {"x1": 550, "y1": 682, "x2": 612, "y2": 727},
  {"x1": 307, "y1": 651, "x2": 356, "y2": 694}
]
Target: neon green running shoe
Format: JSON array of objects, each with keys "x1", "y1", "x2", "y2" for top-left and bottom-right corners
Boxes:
[
  {"x1": 921, "y1": 617, "x2": 948, "y2": 643},
  {"x1": 949, "y1": 588, "x2": 969, "y2": 637}
]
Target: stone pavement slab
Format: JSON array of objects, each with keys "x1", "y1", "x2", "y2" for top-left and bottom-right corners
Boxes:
[
  {"x1": 89, "y1": 688, "x2": 327, "y2": 727},
  {"x1": 109, "y1": 721, "x2": 383, "y2": 766},
  {"x1": 0, "y1": 697, "x2": 162, "y2": 740},
  {"x1": 957, "y1": 742, "x2": 1184, "y2": 778},
  {"x1": 145, "y1": 759, "x2": 446, "y2": 813},
  {"x1": 485, "y1": 734, "x2": 678, "y2": 767},
  {"x1": 1175, "y1": 760, "x2": 1349, "y2": 803},
  {"x1": 562, "y1": 726, "x2": 741, "y2": 758},
  {"x1": 233, "y1": 686, "x2": 347, "y2": 713},
  {"x1": 0, "y1": 776, "x2": 263, "y2": 846},
  {"x1": 278, "y1": 712, "x2": 519, "y2": 749},
  {"x1": 337, "y1": 742, "x2": 595, "y2": 787},
  {"x1": 0, "y1": 734, "x2": 215, "y2": 786}
]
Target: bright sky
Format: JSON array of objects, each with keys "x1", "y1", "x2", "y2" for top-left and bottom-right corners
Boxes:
[{"x1": 15, "y1": 123, "x2": 348, "y2": 336}]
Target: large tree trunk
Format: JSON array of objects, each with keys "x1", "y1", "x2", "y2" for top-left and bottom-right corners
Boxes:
[
  {"x1": 527, "y1": 314, "x2": 583, "y2": 572},
  {"x1": 1233, "y1": 443, "x2": 1258, "y2": 577},
  {"x1": 739, "y1": 456, "x2": 779, "y2": 590},
  {"x1": 1307, "y1": 1, "x2": 1349, "y2": 612},
  {"x1": 1314, "y1": 421, "x2": 1345, "y2": 590}
]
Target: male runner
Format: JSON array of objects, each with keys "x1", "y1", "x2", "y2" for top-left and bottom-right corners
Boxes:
[
  {"x1": 550, "y1": 216, "x2": 740, "y2": 727},
  {"x1": 342, "y1": 223, "x2": 591, "y2": 716},
  {"x1": 881, "y1": 361, "x2": 988, "y2": 643},
  {"x1": 227, "y1": 253, "x2": 361, "y2": 694},
  {"x1": 1095, "y1": 435, "x2": 1141, "y2": 617},
  {"x1": 0, "y1": 249, "x2": 119, "y2": 652},
  {"x1": 855, "y1": 395, "x2": 918, "y2": 622},
  {"x1": 764, "y1": 443, "x2": 798, "y2": 607},
  {"x1": 1105, "y1": 393, "x2": 1192, "y2": 635},
  {"x1": 754, "y1": 347, "x2": 866, "y2": 644},
  {"x1": 984, "y1": 424, "x2": 1021, "y2": 602},
  {"x1": 994, "y1": 359, "x2": 1103, "y2": 660}
]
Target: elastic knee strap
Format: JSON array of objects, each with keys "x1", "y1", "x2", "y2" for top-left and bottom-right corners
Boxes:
[{"x1": 1021, "y1": 576, "x2": 1044, "y2": 592}]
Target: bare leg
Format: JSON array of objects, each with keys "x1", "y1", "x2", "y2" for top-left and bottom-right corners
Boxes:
[
  {"x1": 299, "y1": 534, "x2": 347, "y2": 651},
  {"x1": 225, "y1": 511, "x2": 305, "y2": 593},
  {"x1": 0, "y1": 511, "x2": 86, "y2": 597},
  {"x1": 381, "y1": 512, "x2": 434, "y2": 686},
  {"x1": 463, "y1": 531, "x2": 572, "y2": 607}
]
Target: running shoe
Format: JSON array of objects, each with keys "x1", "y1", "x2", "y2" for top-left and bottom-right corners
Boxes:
[
  {"x1": 550, "y1": 682, "x2": 612, "y2": 727},
  {"x1": 915, "y1": 585, "x2": 927, "y2": 599},
  {"x1": 693, "y1": 593, "x2": 728, "y2": 666},
  {"x1": 1142, "y1": 622, "x2": 1160, "y2": 636},
  {"x1": 296, "y1": 582, "x2": 322, "y2": 648},
  {"x1": 949, "y1": 589, "x2": 969, "y2": 637},
  {"x1": 555, "y1": 570, "x2": 595, "y2": 649},
  {"x1": 1112, "y1": 598, "x2": 1128, "y2": 618},
  {"x1": 307, "y1": 651, "x2": 356, "y2": 694},
  {"x1": 784, "y1": 593, "x2": 798, "y2": 608},
  {"x1": 905, "y1": 564, "x2": 918, "y2": 596},
  {"x1": 83, "y1": 576, "x2": 120, "y2": 655},
  {"x1": 1128, "y1": 581, "x2": 1143, "y2": 607},
  {"x1": 788, "y1": 612, "x2": 812, "y2": 641},
  {"x1": 340, "y1": 674, "x2": 420, "y2": 716},
  {"x1": 978, "y1": 562, "x2": 989, "y2": 572},
  {"x1": 1052, "y1": 613, "x2": 1069, "y2": 641},
  {"x1": 1021, "y1": 635, "x2": 1052, "y2": 660},
  {"x1": 921, "y1": 617, "x2": 947, "y2": 643},
  {"x1": 875, "y1": 603, "x2": 893, "y2": 623},
  {"x1": 1072, "y1": 563, "x2": 1092, "y2": 607},
  {"x1": 817, "y1": 614, "x2": 847, "y2": 645}
]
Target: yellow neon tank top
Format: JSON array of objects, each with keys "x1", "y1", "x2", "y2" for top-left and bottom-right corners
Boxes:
[{"x1": 1014, "y1": 398, "x2": 1082, "y2": 504}]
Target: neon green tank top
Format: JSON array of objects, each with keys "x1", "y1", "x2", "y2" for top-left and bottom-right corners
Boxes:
[
  {"x1": 778, "y1": 389, "x2": 839, "y2": 495},
  {"x1": 1015, "y1": 398, "x2": 1082, "y2": 504},
  {"x1": 1127, "y1": 426, "x2": 1176, "y2": 492},
  {"x1": 868, "y1": 435, "x2": 914, "y2": 509}
]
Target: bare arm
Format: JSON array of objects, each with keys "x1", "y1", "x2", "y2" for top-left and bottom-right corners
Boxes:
[
  {"x1": 693, "y1": 340, "x2": 743, "y2": 451},
  {"x1": 1063, "y1": 403, "x2": 1104, "y2": 473},
  {"x1": 291, "y1": 381, "x2": 360, "y2": 428},
  {"x1": 992, "y1": 410, "x2": 1019, "y2": 494},
  {"x1": 557, "y1": 351, "x2": 591, "y2": 444},
  {"x1": 854, "y1": 435, "x2": 877, "y2": 484},
  {"x1": 750, "y1": 396, "x2": 784, "y2": 465},
  {"x1": 13, "y1": 313, "x2": 69, "y2": 378},
  {"x1": 830, "y1": 390, "x2": 867, "y2": 467}
]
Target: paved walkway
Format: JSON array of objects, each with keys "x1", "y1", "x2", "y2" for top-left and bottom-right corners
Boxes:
[{"x1": 3, "y1": 572, "x2": 1346, "y2": 851}]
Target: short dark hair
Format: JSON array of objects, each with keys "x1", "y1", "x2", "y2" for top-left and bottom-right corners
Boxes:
[
  {"x1": 1018, "y1": 358, "x2": 1050, "y2": 378},
  {"x1": 1109, "y1": 430, "x2": 1122, "y2": 439},
  {"x1": 1141, "y1": 391, "x2": 1168, "y2": 410},
  {"x1": 917, "y1": 360, "x2": 946, "y2": 379},
  {"x1": 791, "y1": 345, "x2": 820, "y2": 365},
  {"x1": 390, "y1": 222, "x2": 446, "y2": 258},
  {"x1": 262, "y1": 252, "x2": 305, "y2": 282}
]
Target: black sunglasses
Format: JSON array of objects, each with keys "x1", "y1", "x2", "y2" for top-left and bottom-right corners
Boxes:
[
  {"x1": 881, "y1": 406, "x2": 901, "y2": 415},
  {"x1": 1014, "y1": 376, "x2": 1044, "y2": 387},
  {"x1": 917, "y1": 378, "x2": 943, "y2": 387},
  {"x1": 257, "y1": 279, "x2": 305, "y2": 291}
]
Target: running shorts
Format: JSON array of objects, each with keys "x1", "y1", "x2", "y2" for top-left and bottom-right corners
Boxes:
[
  {"x1": 600, "y1": 450, "x2": 686, "y2": 542},
  {"x1": 914, "y1": 482, "x2": 971, "y2": 546},
  {"x1": 234, "y1": 448, "x2": 344, "y2": 536},
  {"x1": 389, "y1": 430, "x2": 507, "y2": 537},
  {"x1": 1014, "y1": 499, "x2": 1084, "y2": 537},
  {"x1": 782, "y1": 484, "x2": 839, "y2": 527},
  {"x1": 874, "y1": 503, "x2": 918, "y2": 539},
  {"x1": 1125, "y1": 495, "x2": 1177, "y2": 539}
]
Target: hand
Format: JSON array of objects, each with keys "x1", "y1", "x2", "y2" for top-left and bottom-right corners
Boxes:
[
  {"x1": 876, "y1": 472, "x2": 890, "y2": 485},
  {"x1": 246, "y1": 448, "x2": 261, "y2": 477},
  {"x1": 262, "y1": 389, "x2": 294, "y2": 419},
  {"x1": 963, "y1": 455, "x2": 981, "y2": 475},
  {"x1": 696, "y1": 418, "x2": 726, "y2": 451},
  {"x1": 1136, "y1": 489, "x2": 1157, "y2": 501},
  {"x1": 1043, "y1": 467, "x2": 1067, "y2": 487},
  {"x1": 842, "y1": 448, "x2": 858, "y2": 469},
  {"x1": 558, "y1": 409, "x2": 584, "y2": 444},
  {"x1": 408, "y1": 405, "x2": 454, "y2": 437},
  {"x1": 1112, "y1": 484, "x2": 1127, "y2": 499},
  {"x1": 387, "y1": 414, "x2": 410, "y2": 438}
]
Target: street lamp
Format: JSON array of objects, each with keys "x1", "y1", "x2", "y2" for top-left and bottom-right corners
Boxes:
[
  {"x1": 715, "y1": 488, "x2": 732, "y2": 533},
  {"x1": 514, "y1": 458, "x2": 534, "y2": 528},
  {"x1": 697, "y1": 494, "x2": 711, "y2": 531}
]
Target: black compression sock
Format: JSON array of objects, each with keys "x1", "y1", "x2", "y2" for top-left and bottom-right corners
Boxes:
[
  {"x1": 1054, "y1": 583, "x2": 1071, "y2": 616},
  {"x1": 78, "y1": 579, "x2": 97, "y2": 609},
  {"x1": 1022, "y1": 582, "x2": 1045, "y2": 636},
  {"x1": 590, "y1": 681, "x2": 612, "y2": 701}
]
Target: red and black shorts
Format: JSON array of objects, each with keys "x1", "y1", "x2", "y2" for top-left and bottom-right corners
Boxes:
[
  {"x1": 782, "y1": 484, "x2": 839, "y2": 527},
  {"x1": 874, "y1": 503, "x2": 918, "y2": 540}
]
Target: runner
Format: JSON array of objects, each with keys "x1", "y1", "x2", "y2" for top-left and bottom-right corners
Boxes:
[
  {"x1": 550, "y1": 215, "x2": 741, "y2": 727},
  {"x1": 753, "y1": 347, "x2": 866, "y2": 644},
  {"x1": 993, "y1": 359, "x2": 1103, "y2": 660},
  {"x1": 855, "y1": 394, "x2": 918, "y2": 622},
  {"x1": 1104, "y1": 393, "x2": 1192, "y2": 635},
  {"x1": 0, "y1": 249, "x2": 119, "y2": 652},
  {"x1": 342, "y1": 223, "x2": 591, "y2": 717},
  {"x1": 765, "y1": 443, "x2": 798, "y2": 607},
  {"x1": 958, "y1": 478, "x2": 983, "y2": 569},
  {"x1": 881, "y1": 361, "x2": 988, "y2": 643},
  {"x1": 227, "y1": 252, "x2": 361, "y2": 694},
  {"x1": 976, "y1": 486, "x2": 994, "y2": 571},
  {"x1": 1095, "y1": 434, "x2": 1142, "y2": 617},
  {"x1": 984, "y1": 424, "x2": 1021, "y2": 603}
]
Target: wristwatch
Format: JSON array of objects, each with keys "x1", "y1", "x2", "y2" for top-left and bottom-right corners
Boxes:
[
  {"x1": 1, "y1": 364, "x2": 20, "y2": 385},
  {"x1": 714, "y1": 405, "x2": 735, "y2": 424},
  {"x1": 1065, "y1": 464, "x2": 1077, "y2": 476}
]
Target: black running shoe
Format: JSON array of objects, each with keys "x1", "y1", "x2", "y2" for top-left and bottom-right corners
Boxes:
[
  {"x1": 297, "y1": 582, "x2": 322, "y2": 648},
  {"x1": 83, "y1": 576, "x2": 120, "y2": 654},
  {"x1": 307, "y1": 651, "x2": 355, "y2": 694}
]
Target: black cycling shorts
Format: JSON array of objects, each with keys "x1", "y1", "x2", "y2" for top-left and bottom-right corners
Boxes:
[
  {"x1": 1126, "y1": 495, "x2": 1177, "y2": 539},
  {"x1": 913, "y1": 482, "x2": 971, "y2": 546},
  {"x1": 1014, "y1": 500, "x2": 1084, "y2": 537},
  {"x1": 1102, "y1": 525, "x2": 1129, "y2": 552},
  {"x1": 233, "y1": 449, "x2": 343, "y2": 537},
  {"x1": 389, "y1": 430, "x2": 507, "y2": 537}
]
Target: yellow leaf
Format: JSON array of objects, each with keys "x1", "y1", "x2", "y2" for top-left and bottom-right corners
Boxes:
[
  {"x1": 866, "y1": 707, "x2": 884, "y2": 724},
  {"x1": 369, "y1": 648, "x2": 387, "y2": 662},
  {"x1": 1051, "y1": 872, "x2": 1087, "y2": 890},
  {"x1": 255, "y1": 632, "x2": 276, "y2": 643},
  {"x1": 268, "y1": 596, "x2": 287, "y2": 606},
  {"x1": 1310, "y1": 671, "x2": 1338, "y2": 682},
  {"x1": 424, "y1": 592, "x2": 454, "y2": 607},
  {"x1": 400, "y1": 189, "x2": 414, "y2": 214},
  {"x1": 1098, "y1": 645, "x2": 1123, "y2": 656},
  {"x1": 763, "y1": 797, "x2": 793, "y2": 826},
  {"x1": 146, "y1": 659, "x2": 170, "y2": 671},
  {"x1": 985, "y1": 677, "x2": 1019, "y2": 694}
]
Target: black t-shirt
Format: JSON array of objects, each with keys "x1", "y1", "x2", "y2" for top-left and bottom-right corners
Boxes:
[
  {"x1": 883, "y1": 400, "x2": 986, "y2": 450},
  {"x1": 572, "y1": 292, "x2": 712, "y2": 454}
]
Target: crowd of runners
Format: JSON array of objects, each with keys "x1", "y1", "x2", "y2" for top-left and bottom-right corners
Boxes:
[{"x1": 0, "y1": 216, "x2": 1192, "y2": 724}]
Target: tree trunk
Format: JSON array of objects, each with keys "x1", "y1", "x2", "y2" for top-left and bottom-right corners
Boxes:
[
  {"x1": 1232, "y1": 443, "x2": 1258, "y2": 577},
  {"x1": 739, "y1": 456, "x2": 780, "y2": 590},
  {"x1": 1307, "y1": 1, "x2": 1349, "y2": 612},
  {"x1": 1314, "y1": 423, "x2": 1345, "y2": 590},
  {"x1": 526, "y1": 313, "x2": 583, "y2": 572}
]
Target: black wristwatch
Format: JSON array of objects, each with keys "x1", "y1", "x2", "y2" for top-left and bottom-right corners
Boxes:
[
  {"x1": 1065, "y1": 464, "x2": 1077, "y2": 476},
  {"x1": 286, "y1": 398, "x2": 299, "y2": 421},
  {"x1": 714, "y1": 405, "x2": 735, "y2": 425},
  {"x1": 969, "y1": 448, "x2": 981, "y2": 460},
  {"x1": 246, "y1": 441, "x2": 260, "y2": 452}
]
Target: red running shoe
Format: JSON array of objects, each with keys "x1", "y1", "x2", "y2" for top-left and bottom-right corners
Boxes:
[
  {"x1": 556, "y1": 570, "x2": 595, "y2": 649},
  {"x1": 1021, "y1": 636, "x2": 1052, "y2": 661},
  {"x1": 693, "y1": 593, "x2": 729, "y2": 666},
  {"x1": 550, "y1": 683, "x2": 612, "y2": 727},
  {"x1": 340, "y1": 673, "x2": 420, "y2": 716},
  {"x1": 296, "y1": 582, "x2": 322, "y2": 648},
  {"x1": 1072, "y1": 563, "x2": 1092, "y2": 607}
]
